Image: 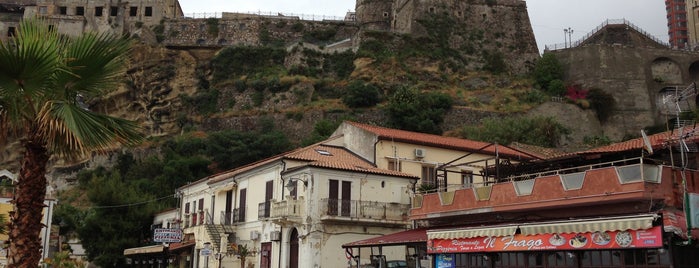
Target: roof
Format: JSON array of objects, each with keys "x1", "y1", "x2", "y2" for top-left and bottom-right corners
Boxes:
[
  {"x1": 508, "y1": 142, "x2": 568, "y2": 160},
  {"x1": 208, "y1": 142, "x2": 419, "y2": 185},
  {"x1": 582, "y1": 127, "x2": 699, "y2": 155},
  {"x1": 345, "y1": 121, "x2": 538, "y2": 160},
  {"x1": 342, "y1": 228, "x2": 427, "y2": 248}
]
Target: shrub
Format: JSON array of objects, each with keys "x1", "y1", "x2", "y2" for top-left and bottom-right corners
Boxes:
[
  {"x1": 461, "y1": 116, "x2": 570, "y2": 148},
  {"x1": 546, "y1": 79, "x2": 566, "y2": 96},
  {"x1": 533, "y1": 53, "x2": 564, "y2": 91},
  {"x1": 587, "y1": 88, "x2": 616, "y2": 123},
  {"x1": 342, "y1": 81, "x2": 380, "y2": 108},
  {"x1": 384, "y1": 87, "x2": 453, "y2": 134}
]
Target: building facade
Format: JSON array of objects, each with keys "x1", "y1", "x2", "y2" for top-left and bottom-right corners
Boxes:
[
  {"x1": 401, "y1": 128, "x2": 699, "y2": 268},
  {"x1": 666, "y1": 0, "x2": 689, "y2": 48}
]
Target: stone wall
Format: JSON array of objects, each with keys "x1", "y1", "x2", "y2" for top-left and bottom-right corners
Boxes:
[
  {"x1": 553, "y1": 45, "x2": 699, "y2": 140},
  {"x1": 161, "y1": 16, "x2": 358, "y2": 49}
]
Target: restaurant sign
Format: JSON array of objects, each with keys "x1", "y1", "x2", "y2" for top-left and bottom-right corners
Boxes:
[
  {"x1": 428, "y1": 226, "x2": 662, "y2": 254},
  {"x1": 153, "y1": 228, "x2": 183, "y2": 243}
]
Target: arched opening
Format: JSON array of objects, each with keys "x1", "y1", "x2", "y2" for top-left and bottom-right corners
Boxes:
[
  {"x1": 289, "y1": 228, "x2": 299, "y2": 268},
  {"x1": 651, "y1": 57, "x2": 682, "y2": 84},
  {"x1": 689, "y1": 61, "x2": 699, "y2": 82}
]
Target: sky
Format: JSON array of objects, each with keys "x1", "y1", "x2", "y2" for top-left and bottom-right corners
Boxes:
[{"x1": 178, "y1": 0, "x2": 669, "y2": 53}]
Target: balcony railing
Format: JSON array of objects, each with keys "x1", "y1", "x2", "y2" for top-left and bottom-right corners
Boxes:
[
  {"x1": 320, "y1": 199, "x2": 409, "y2": 221},
  {"x1": 221, "y1": 207, "x2": 246, "y2": 225},
  {"x1": 183, "y1": 210, "x2": 212, "y2": 228},
  {"x1": 270, "y1": 198, "x2": 304, "y2": 218},
  {"x1": 258, "y1": 201, "x2": 271, "y2": 219}
]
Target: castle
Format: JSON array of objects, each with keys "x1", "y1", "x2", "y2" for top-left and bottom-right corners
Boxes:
[{"x1": 0, "y1": 0, "x2": 540, "y2": 74}]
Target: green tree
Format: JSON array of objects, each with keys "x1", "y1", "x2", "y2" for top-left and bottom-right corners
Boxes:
[
  {"x1": 342, "y1": 81, "x2": 380, "y2": 108},
  {"x1": 461, "y1": 116, "x2": 569, "y2": 148},
  {"x1": 384, "y1": 87, "x2": 453, "y2": 134},
  {"x1": 0, "y1": 20, "x2": 142, "y2": 267},
  {"x1": 533, "y1": 53, "x2": 564, "y2": 92}
]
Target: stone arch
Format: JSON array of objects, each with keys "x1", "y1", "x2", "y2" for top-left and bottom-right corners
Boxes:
[
  {"x1": 651, "y1": 57, "x2": 683, "y2": 84},
  {"x1": 689, "y1": 61, "x2": 699, "y2": 82}
]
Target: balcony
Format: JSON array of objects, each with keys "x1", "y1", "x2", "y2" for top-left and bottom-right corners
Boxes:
[
  {"x1": 410, "y1": 160, "x2": 686, "y2": 222},
  {"x1": 220, "y1": 207, "x2": 246, "y2": 225},
  {"x1": 320, "y1": 198, "x2": 410, "y2": 224},
  {"x1": 183, "y1": 210, "x2": 212, "y2": 228},
  {"x1": 270, "y1": 198, "x2": 305, "y2": 220}
]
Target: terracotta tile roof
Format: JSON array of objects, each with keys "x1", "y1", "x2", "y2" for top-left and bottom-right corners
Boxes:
[
  {"x1": 582, "y1": 127, "x2": 699, "y2": 154},
  {"x1": 509, "y1": 142, "x2": 569, "y2": 160},
  {"x1": 345, "y1": 121, "x2": 538, "y2": 160},
  {"x1": 207, "y1": 143, "x2": 418, "y2": 185},
  {"x1": 285, "y1": 145, "x2": 419, "y2": 179}
]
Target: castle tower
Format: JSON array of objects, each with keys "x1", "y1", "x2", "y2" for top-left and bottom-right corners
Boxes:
[{"x1": 355, "y1": 0, "x2": 393, "y2": 31}]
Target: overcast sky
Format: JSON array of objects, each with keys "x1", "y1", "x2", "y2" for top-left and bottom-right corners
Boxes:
[{"x1": 179, "y1": 0, "x2": 669, "y2": 53}]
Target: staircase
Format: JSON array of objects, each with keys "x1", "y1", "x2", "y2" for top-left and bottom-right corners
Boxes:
[{"x1": 205, "y1": 224, "x2": 236, "y2": 251}]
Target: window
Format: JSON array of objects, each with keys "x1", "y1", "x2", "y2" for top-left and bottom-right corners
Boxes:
[
  {"x1": 145, "y1": 6, "x2": 153, "y2": 16},
  {"x1": 95, "y1": 6, "x2": 103, "y2": 17},
  {"x1": 59, "y1": 6, "x2": 67, "y2": 15},
  {"x1": 461, "y1": 170, "x2": 473, "y2": 188},
  {"x1": 76, "y1": 6, "x2": 84, "y2": 16},
  {"x1": 7, "y1": 27, "x2": 15, "y2": 37},
  {"x1": 129, "y1": 7, "x2": 138, "y2": 16},
  {"x1": 422, "y1": 165, "x2": 436, "y2": 186},
  {"x1": 388, "y1": 159, "x2": 402, "y2": 171},
  {"x1": 110, "y1": 6, "x2": 118, "y2": 16}
]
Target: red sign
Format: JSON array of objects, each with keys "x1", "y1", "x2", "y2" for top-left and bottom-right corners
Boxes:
[{"x1": 428, "y1": 226, "x2": 662, "y2": 254}]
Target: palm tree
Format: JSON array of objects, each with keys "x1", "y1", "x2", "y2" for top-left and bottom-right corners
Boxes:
[{"x1": 0, "y1": 19, "x2": 142, "y2": 267}]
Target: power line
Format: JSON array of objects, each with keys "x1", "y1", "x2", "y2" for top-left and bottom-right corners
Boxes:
[{"x1": 87, "y1": 195, "x2": 174, "y2": 209}]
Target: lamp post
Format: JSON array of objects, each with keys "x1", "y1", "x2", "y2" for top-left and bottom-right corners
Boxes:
[
  {"x1": 564, "y1": 27, "x2": 574, "y2": 48},
  {"x1": 214, "y1": 252, "x2": 224, "y2": 268}
]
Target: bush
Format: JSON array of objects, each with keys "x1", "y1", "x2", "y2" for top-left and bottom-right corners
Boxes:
[
  {"x1": 342, "y1": 81, "x2": 380, "y2": 108},
  {"x1": 461, "y1": 116, "x2": 570, "y2": 148},
  {"x1": 211, "y1": 46, "x2": 286, "y2": 82},
  {"x1": 384, "y1": 87, "x2": 453, "y2": 134},
  {"x1": 546, "y1": 79, "x2": 566, "y2": 96},
  {"x1": 533, "y1": 53, "x2": 564, "y2": 91},
  {"x1": 587, "y1": 88, "x2": 616, "y2": 123}
]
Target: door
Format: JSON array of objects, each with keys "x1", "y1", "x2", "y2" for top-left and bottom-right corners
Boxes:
[
  {"x1": 341, "y1": 181, "x2": 351, "y2": 217},
  {"x1": 238, "y1": 188, "x2": 246, "y2": 222},
  {"x1": 263, "y1": 181, "x2": 273, "y2": 217},
  {"x1": 260, "y1": 242, "x2": 272, "y2": 268},
  {"x1": 224, "y1": 190, "x2": 233, "y2": 224},
  {"x1": 289, "y1": 228, "x2": 299, "y2": 268},
  {"x1": 328, "y1": 180, "x2": 338, "y2": 216}
]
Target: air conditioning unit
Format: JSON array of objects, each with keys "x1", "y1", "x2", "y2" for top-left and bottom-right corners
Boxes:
[
  {"x1": 414, "y1": 148, "x2": 426, "y2": 158},
  {"x1": 250, "y1": 231, "x2": 260, "y2": 240},
  {"x1": 270, "y1": 231, "x2": 281, "y2": 241}
]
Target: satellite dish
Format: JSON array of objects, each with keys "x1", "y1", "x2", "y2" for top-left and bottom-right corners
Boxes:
[{"x1": 641, "y1": 130, "x2": 653, "y2": 155}]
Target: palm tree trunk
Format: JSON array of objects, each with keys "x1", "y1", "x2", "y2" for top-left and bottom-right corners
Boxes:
[{"x1": 8, "y1": 136, "x2": 49, "y2": 267}]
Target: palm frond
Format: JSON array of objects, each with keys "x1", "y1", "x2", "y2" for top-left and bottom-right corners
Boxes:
[{"x1": 37, "y1": 101, "x2": 143, "y2": 157}]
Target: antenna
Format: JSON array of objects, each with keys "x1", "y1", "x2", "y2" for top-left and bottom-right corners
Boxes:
[{"x1": 641, "y1": 130, "x2": 653, "y2": 155}]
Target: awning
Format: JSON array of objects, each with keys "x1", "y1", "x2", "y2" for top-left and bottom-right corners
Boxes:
[
  {"x1": 169, "y1": 240, "x2": 195, "y2": 252},
  {"x1": 342, "y1": 228, "x2": 427, "y2": 248},
  {"x1": 123, "y1": 245, "x2": 165, "y2": 256},
  {"x1": 519, "y1": 214, "x2": 657, "y2": 235},
  {"x1": 427, "y1": 225, "x2": 518, "y2": 240}
]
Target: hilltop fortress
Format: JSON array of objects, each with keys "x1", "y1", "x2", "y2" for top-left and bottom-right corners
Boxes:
[{"x1": 0, "y1": 0, "x2": 540, "y2": 74}]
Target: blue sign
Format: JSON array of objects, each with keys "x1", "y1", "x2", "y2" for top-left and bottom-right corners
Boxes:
[{"x1": 436, "y1": 254, "x2": 455, "y2": 268}]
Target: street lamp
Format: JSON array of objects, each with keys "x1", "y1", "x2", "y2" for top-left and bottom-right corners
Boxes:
[
  {"x1": 284, "y1": 177, "x2": 307, "y2": 192},
  {"x1": 564, "y1": 27, "x2": 574, "y2": 48}
]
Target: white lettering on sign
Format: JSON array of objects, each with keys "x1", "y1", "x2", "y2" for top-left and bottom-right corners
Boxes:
[
  {"x1": 153, "y1": 228, "x2": 183, "y2": 243},
  {"x1": 500, "y1": 236, "x2": 543, "y2": 250}
]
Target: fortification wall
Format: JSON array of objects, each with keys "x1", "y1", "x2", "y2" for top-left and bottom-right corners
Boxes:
[
  {"x1": 161, "y1": 16, "x2": 358, "y2": 49},
  {"x1": 355, "y1": 0, "x2": 393, "y2": 31},
  {"x1": 553, "y1": 45, "x2": 699, "y2": 140}
]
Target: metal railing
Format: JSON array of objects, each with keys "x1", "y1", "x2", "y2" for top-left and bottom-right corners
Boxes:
[
  {"x1": 258, "y1": 201, "x2": 271, "y2": 219},
  {"x1": 545, "y1": 19, "x2": 670, "y2": 51},
  {"x1": 221, "y1": 208, "x2": 246, "y2": 225},
  {"x1": 183, "y1": 210, "x2": 212, "y2": 228},
  {"x1": 320, "y1": 199, "x2": 410, "y2": 221},
  {"x1": 270, "y1": 199, "x2": 304, "y2": 218}
]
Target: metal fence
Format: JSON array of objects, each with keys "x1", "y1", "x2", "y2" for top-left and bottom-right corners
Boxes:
[{"x1": 545, "y1": 19, "x2": 670, "y2": 51}]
